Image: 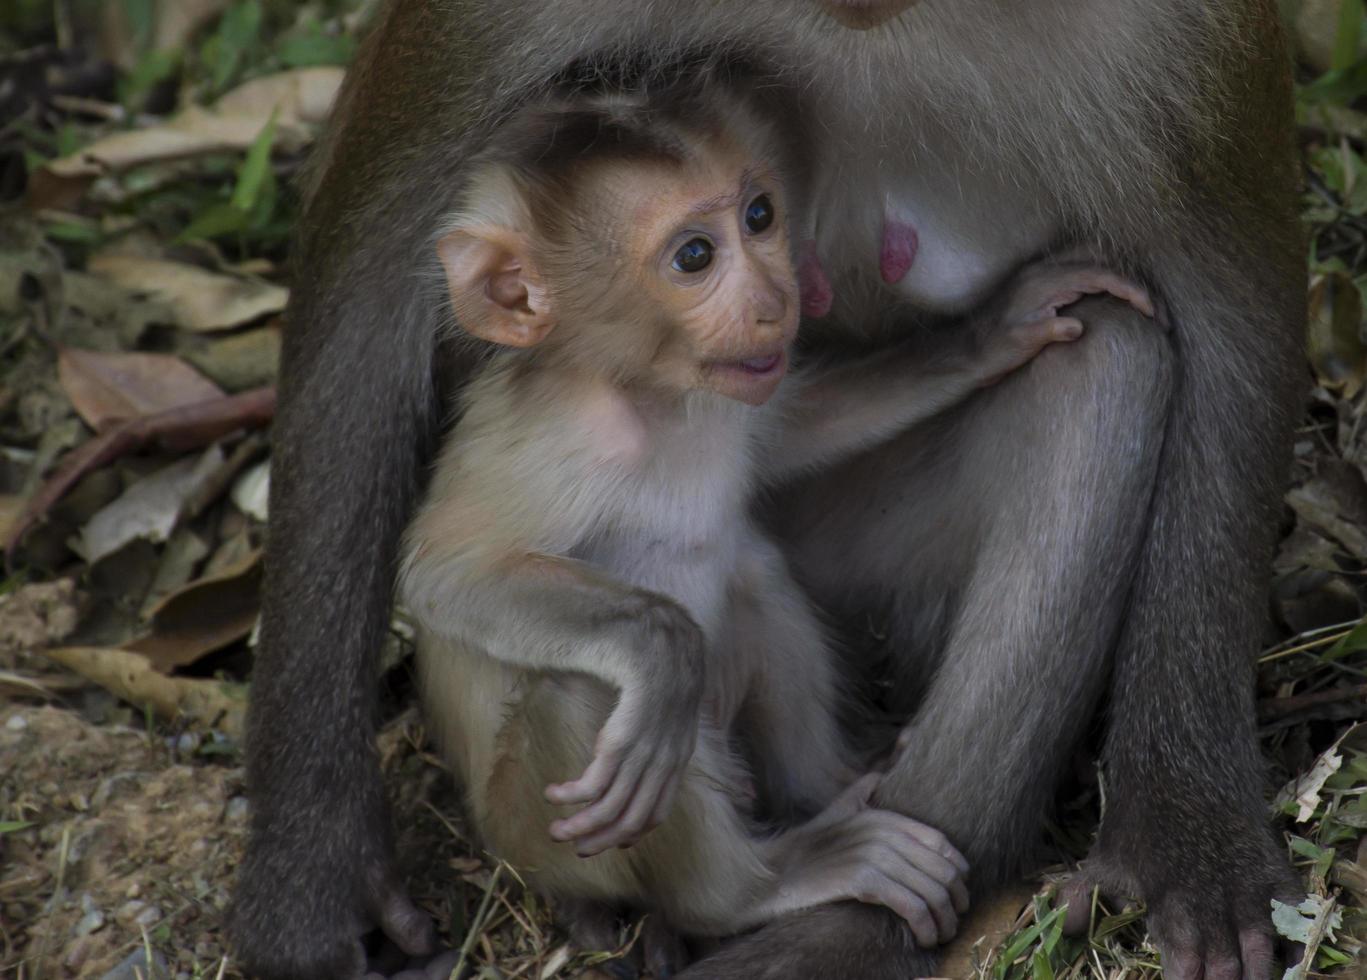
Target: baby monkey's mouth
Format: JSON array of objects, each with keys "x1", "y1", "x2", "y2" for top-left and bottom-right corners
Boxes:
[
  {"x1": 739, "y1": 352, "x2": 783, "y2": 374},
  {"x1": 705, "y1": 349, "x2": 789, "y2": 406}
]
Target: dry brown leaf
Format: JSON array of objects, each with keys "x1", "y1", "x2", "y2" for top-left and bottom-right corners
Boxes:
[
  {"x1": 126, "y1": 548, "x2": 262, "y2": 672},
  {"x1": 41, "y1": 645, "x2": 245, "y2": 736},
  {"x1": 0, "y1": 494, "x2": 22, "y2": 542},
  {"x1": 87, "y1": 255, "x2": 287, "y2": 332},
  {"x1": 0, "y1": 670, "x2": 57, "y2": 700},
  {"x1": 215, "y1": 67, "x2": 343, "y2": 124},
  {"x1": 43, "y1": 67, "x2": 344, "y2": 179},
  {"x1": 75, "y1": 448, "x2": 225, "y2": 565},
  {"x1": 1307, "y1": 270, "x2": 1367, "y2": 397},
  {"x1": 58, "y1": 347, "x2": 225, "y2": 430}
]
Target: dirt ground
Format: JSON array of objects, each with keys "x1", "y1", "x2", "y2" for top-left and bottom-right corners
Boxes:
[{"x1": 0, "y1": 574, "x2": 642, "y2": 980}]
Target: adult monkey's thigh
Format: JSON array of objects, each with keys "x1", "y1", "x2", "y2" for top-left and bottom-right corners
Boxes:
[{"x1": 229, "y1": 2, "x2": 1304, "y2": 979}]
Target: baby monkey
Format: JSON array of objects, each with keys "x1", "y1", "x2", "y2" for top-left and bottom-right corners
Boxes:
[{"x1": 402, "y1": 83, "x2": 1152, "y2": 945}]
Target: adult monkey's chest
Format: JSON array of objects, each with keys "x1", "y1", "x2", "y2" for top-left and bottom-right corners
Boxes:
[
  {"x1": 783, "y1": 20, "x2": 1063, "y2": 324},
  {"x1": 506, "y1": 0, "x2": 1155, "y2": 320}
]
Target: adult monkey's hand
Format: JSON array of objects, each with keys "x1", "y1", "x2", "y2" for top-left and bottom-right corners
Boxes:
[{"x1": 229, "y1": 1, "x2": 1302, "y2": 978}]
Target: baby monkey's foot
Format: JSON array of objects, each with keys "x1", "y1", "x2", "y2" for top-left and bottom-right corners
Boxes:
[{"x1": 764, "y1": 774, "x2": 970, "y2": 947}]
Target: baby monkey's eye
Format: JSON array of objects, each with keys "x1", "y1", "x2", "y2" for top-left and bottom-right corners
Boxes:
[
  {"x1": 744, "y1": 194, "x2": 774, "y2": 234},
  {"x1": 673, "y1": 237, "x2": 714, "y2": 273}
]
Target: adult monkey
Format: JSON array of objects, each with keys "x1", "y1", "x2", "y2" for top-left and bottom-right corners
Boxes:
[{"x1": 230, "y1": 2, "x2": 1304, "y2": 979}]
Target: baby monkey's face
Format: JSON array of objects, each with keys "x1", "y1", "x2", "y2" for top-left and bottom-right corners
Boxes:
[{"x1": 610, "y1": 149, "x2": 801, "y2": 407}]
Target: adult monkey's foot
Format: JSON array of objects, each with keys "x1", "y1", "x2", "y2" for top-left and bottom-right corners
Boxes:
[
  {"x1": 230, "y1": 841, "x2": 434, "y2": 980},
  {"x1": 1059, "y1": 825, "x2": 1294, "y2": 980}
]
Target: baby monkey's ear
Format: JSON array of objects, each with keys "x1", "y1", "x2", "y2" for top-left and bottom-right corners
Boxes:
[{"x1": 437, "y1": 224, "x2": 556, "y2": 348}]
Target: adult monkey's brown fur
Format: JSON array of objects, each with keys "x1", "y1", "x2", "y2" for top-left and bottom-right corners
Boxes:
[{"x1": 231, "y1": 2, "x2": 1304, "y2": 980}]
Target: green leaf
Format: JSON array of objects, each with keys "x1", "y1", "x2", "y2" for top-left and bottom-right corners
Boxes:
[
  {"x1": 178, "y1": 202, "x2": 251, "y2": 242},
  {"x1": 1300, "y1": 59, "x2": 1367, "y2": 107},
  {"x1": 1324, "y1": 616, "x2": 1367, "y2": 660},
  {"x1": 1287, "y1": 836, "x2": 1337, "y2": 878},
  {"x1": 276, "y1": 30, "x2": 356, "y2": 68},
  {"x1": 1317, "y1": 946, "x2": 1351, "y2": 966},
  {"x1": 0, "y1": 820, "x2": 34, "y2": 834},
  {"x1": 208, "y1": 0, "x2": 264, "y2": 93},
  {"x1": 120, "y1": 47, "x2": 181, "y2": 109},
  {"x1": 1333, "y1": 0, "x2": 1365, "y2": 72},
  {"x1": 55, "y1": 123, "x2": 83, "y2": 159},
  {"x1": 1030, "y1": 949, "x2": 1054, "y2": 980},
  {"x1": 122, "y1": 0, "x2": 156, "y2": 52},
  {"x1": 231, "y1": 110, "x2": 278, "y2": 213},
  {"x1": 45, "y1": 222, "x2": 103, "y2": 244},
  {"x1": 1092, "y1": 906, "x2": 1146, "y2": 941}
]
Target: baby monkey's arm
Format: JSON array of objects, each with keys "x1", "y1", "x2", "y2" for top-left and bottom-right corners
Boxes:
[
  {"x1": 763, "y1": 262, "x2": 1153, "y2": 481},
  {"x1": 403, "y1": 494, "x2": 705, "y2": 857}
]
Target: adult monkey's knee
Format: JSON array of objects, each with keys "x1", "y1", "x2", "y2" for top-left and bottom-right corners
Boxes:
[{"x1": 1018, "y1": 293, "x2": 1174, "y2": 423}]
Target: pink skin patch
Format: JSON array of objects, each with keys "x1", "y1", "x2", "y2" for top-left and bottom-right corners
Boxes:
[
  {"x1": 798, "y1": 241, "x2": 834, "y2": 318},
  {"x1": 879, "y1": 218, "x2": 918, "y2": 284}
]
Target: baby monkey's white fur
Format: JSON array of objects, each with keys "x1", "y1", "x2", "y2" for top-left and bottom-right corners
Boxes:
[{"x1": 400, "y1": 94, "x2": 1146, "y2": 942}]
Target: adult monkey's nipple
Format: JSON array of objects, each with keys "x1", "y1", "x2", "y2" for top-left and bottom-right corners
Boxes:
[
  {"x1": 880, "y1": 217, "x2": 918, "y2": 284},
  {"x1": 798, "y1": 241, "x2": 835, "y2": 318}
]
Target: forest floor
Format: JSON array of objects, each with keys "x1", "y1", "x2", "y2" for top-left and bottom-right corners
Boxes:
[{"x1": 2, "y1": 2, "x2": 1367, "y2": 979}]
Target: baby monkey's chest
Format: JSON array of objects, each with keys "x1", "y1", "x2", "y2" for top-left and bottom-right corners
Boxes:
[{"x1": 578, "y1": 455, "x2": 757, "y2": 636}]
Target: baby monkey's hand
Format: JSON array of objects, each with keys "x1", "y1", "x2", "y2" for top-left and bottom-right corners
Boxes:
[
  {"x1": 544, "y1": 600, "x2": 705, "y2": 856},
  {"x1": 974, "y1": 260, "x2": 1155, "y2": 387}
]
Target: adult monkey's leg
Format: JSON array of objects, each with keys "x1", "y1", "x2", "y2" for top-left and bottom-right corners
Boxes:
[
  {"x1": 685, "y1": 17, "x2": 1304, "y2": 980},
  {"x1": 853, "y1": 295, "x2": 1175, "y2": 880},
  {"x1": 1068, "y1": 13, "x2": 1305, "y2": 976},
  {"x1": 677, "y1": 295, "x2": 1173, "y2": 980},
  {"x1": 227, "y1": 10, "x2": 506, "y2": 979}
]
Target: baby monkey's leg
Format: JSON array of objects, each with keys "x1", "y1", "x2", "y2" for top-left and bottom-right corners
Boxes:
[
  {"x1": 478, "y1": 675, "x2": 968, "y2": 946},
  {"x1": 727, "y1": 538, "x2": 856, "y2": 819}
]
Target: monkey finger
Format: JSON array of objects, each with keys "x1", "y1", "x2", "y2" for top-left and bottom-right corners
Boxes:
[
  {"x1": 830, "y1": 772, "x2": 881, "y2": 814},
  {"x1": 545, "y1": 748, "x2": 621, "y2": 806},
  {"x1": 893, "y1": 818, "x2": 969, "y2": 875},
  {"x1": 646, "y1": 766, "x2": 685, "y2": 833},
  {"x1": 878, "y1": 850, "x2": 959, "y2": 942},
  {"x1": 1058, "y1": 875, "x2": 1102, "y2": 935},
  {"x1": 856, "y1": 811, "x2": 964, "y2": 889},
  {"x1": 1009, "y1": 315, "x2": 1083, "y2": 352},
  {"x1": 894, "y1": 839, "x2": 969, "y2": 914},
  {"x1": 609, "y1": 770, "x2": 676, "y2": 849},
  {"x1": 857, "y1": 870, "x2": 940, "y2": 948},
  {"x1": 1080, "y1": 271, "x2": 1154, "y2": 317},
  {"x1": 563, "y1": 757, "x2": 652, "y2": 853},
  {"x1": 801, "y1": 771, "x2": 880, "y2": 833},
  {"x1": 1041, "y1": 317, "x2": 1084, "y2": 344},
  {"x1": 368, "y1": 866, "x2": 437, "y2": 958},
  {"x1": 1239, "y1": 928, "x2": 1275, "y2": 980}
]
